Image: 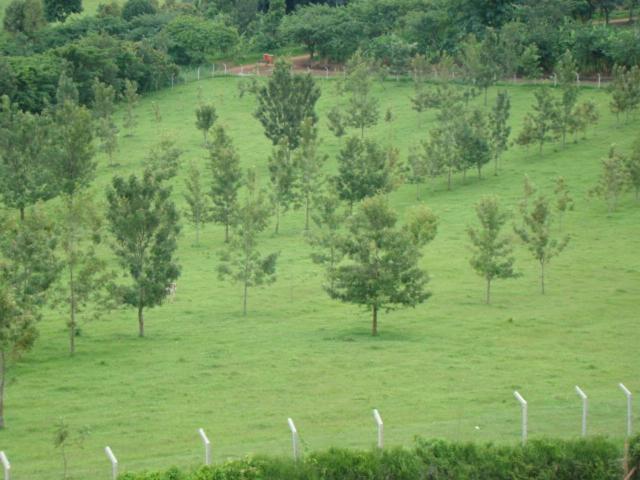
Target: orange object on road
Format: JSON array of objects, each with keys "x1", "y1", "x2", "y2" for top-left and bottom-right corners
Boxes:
[{"x1": 263, "y1": 53, "x2": 274, "y2": 64}]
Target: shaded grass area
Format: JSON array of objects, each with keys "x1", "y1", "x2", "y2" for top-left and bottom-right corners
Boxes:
[{"x1": 0, "y1": 76, "x2": 639, "y2": 479}]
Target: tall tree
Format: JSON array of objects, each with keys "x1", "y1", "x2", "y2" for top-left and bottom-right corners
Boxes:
[
  {"x1": 0, "y1": 210, "x2": 59, "y2": 428},
  {"x1": 343, "y1": 51, "x2": 380, "y2": 138},
  {"x1": 0, "y1": 96, "x2": 57, "y2": 220},
  {"x1": 56, "y1": 71, "x2": 79, "y2": 107},
  {"x1": 254, "y1": 59, "x2": 320, "y2": 149},
  {"x1": 516, "y1": 88, "x2": 558, "y2": 153},
  {"x1": 334, "y1": 136, "x2": 393, "y2": 212},
  {"x1": 467, "y1": 196, "x2": 518, "y2": 304},
  {"x1": 294, "y1": 117, "x2": 327, "y2": 231},
  {"x1": 459, "y1": 30, "x2": 501, "y2": 105},
  {"x1": 123, "y1": 79, "x2": 139, "y2": 135},
  {"x1": 53, "y1": 192, "x2": 112, "y2": 355},
  {"x1": 515, "y1": 179, "x2": 569, "y2": 294},
  {"x1": 208, "y1": 125, "x2": 242, "y2": 243},
  {"x1": 43, "y1": 0, "x2": 81, "y2": 22},
  {"x1": 184, "y1": 163, "x2": 209, "y2": 246},
  {"x1": 92, "y1": 79, "x2": 118, "y2": 167},
  {"x1": 195, "y1": 104, "x2": 217, "y2": 146},
  {"x1": 308, "y1": 192, "x2": 345, "y2": 289},
  {"x1": 268, "y1": 139, "x2": 298, "y2": 234},
  {"x1": 590, "y1": 145, "x2": 631, "y2": 212},
  {"x1": 489, "y1": 91, "x2": 511, "y2": 175},
  {"x1": 327, "y1": 196, "x2": 437, "y2": 336},
  {"x1": 106, "y1": 170, "x2": 181, "y2": 337},
  {"x1": 554, "y1": 176, "x2": 574, "y2": 230},
  {"x1": 218, "y1": 170, "x2": 278, "y2": 316}
]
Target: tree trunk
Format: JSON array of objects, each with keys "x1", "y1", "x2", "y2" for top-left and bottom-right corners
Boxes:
[
  {"x1": 242, "y1": 281, "x2": 248, "y2": 316},
  {"x1": 19, "y1": 206, "x2": 25, "y2": 221},
  {"x1": 494, "y1": 155, "x2": 499, "y2": 176},
  {"x1": 305, "y1": 195, "x2": 310, "y2": 231},
  {"x1": 361, "y1": 125, "x2": 365, "y2": 139},
  {"x1": 484, "y1": 87, "x2": 488, "y2": 106},
  {"x1": 486, "y1": 278, "x2": 491, "y2": 304},
  {"x1": 69, "y1": 263, "x2": 76, "y2": 356},
  {"x1": 540, "y1": 260, "x2": 545, "y2": 295},
  {"x1": 416, "y1": 182, "x2": 420, "y2": 201},
  {"x1": 274, "y1": 203, "x2": 280, "y2": 234},
  {"x1": 477, "y1": 165, "x2": 482, "y2": 179},
  {"x1": 0, "y1": 350, "x2": 5, "y2": 429},
  {"x1": 225, "y1": 222, "x2": 229, "y2": 243},
  {"x1": 195, "y1": 223, "x2": 200, "y2": 245},
  {"x1": 371, "y1": 305, "x2": 378, "y2": 336},
  {"x1": 138, "y1": 298, "x2": 144, "y2": 337},
  {"x1": 447, "y1": 167, "x2": 452, "y2": 190}
]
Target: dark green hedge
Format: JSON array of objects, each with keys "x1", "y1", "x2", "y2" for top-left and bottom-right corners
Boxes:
[{"x1": 119, "y1": 436, "x2": 640, "y2": 480}]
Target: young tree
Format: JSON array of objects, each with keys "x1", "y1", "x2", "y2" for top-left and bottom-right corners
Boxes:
[
  {"x1": 92, "y1": 79, "x2": 118, "y2": 166},
  {"x1": 294, "y1": 117, "x2": 327, "y2": 231},
  {"x1": 43, "y1": 0, "x2": 81, "y2": 22},
  {"x1": 53, "y1": 418, "x2": 89, "y2": 480},
  {"x1": 144, "y1": 136, "x2": 182, "y2": 182},
  {"x1": 516, "y1": 88, "x2": 558, "y2": 153},
  {"x1": 268, "y1": 139, "x2": 298, "y2": 234},
  {"x1": 0, "y1": 210, "x2": 59, "y2": 428},
  {"x1": 56, "y1": 71, "x2": 79, "y2": 107},
  {"x1": 195, "y1": 104, "x2": 217, "y2": 146},
  {"x1": 307, "y1": 192, "x2": 345, "y2": 289},
  {"x1": 106, "y1": 170, "x2": 181, "y2": 337},
  {"x1": 459, "y1": 30, "x2": 501, "y2": 105},
  {"x1": 123, "y1": 79, "x2": 139, "y2": 135},
  {"x1": 553, "y1": 51, "x2": 580, "y2": 146},
  {"x1": 184, "y1": 163, "x2": 209, "y2": 245},
  {"x1": 489, "y1": 91, "x2": 511, "y2": 175},
  {"x1": 334, "y1": 136, "x2": 393, "y2": 212},
  {"x1": 609, "y1": 65, "x2": 640, "y2": 122},
  {"x1": 343, "y1": 52, "x2": 380, "y2": 137},
  {"x1": 98, "y1": 118, "x2": 118, "y2": 167},
  {"x1": 0, "y1": 96, "x2": 57, "y2": 220},
  {"x1": 208, "y1": 125, "x2": 242, "y2": 243},
  {"x1": 327, "y1": 105, "x2": 346, "y2": 140},
  {"x1": 467, "y1": 196, "x2": 518, "y2": 304},
  {"x1": 515, "y1": 180, "x2": 569, "y2": 294},
  {"x1": 459, "y1": 109, "x2": 492, "y2": 179},
  {"x1": 218, "y1": 170, "x2": 278, "y2": 315},
  {"x1": 424, "y1": 126, "x2": 456, "y2": 190},
  {"x1": 327, "y1": 196, "x2": 437, "y2": 336},
  {"x1": 53, "y1": 192, "x2": 112, "y2": 356},
  {"x1": 254, "y1": 59, "x2": 320, "y2": 148},
  {"x1": 590, "y1": 145, "x2": 631, "y2": 212},
  {"x1": 571, "y1": 100, "x2": 599, "y2": 140},
  {"x1": 554, "y1": 176, "x2": 574, "y2": 230},
  {"x1": 626, "y1": 136, "x2": 640, "y2": 200},
  {"x1": 408, "y1": 145, "x2": 428, "y2": 201}
]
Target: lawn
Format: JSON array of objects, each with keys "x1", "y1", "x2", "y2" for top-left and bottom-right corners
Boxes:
[{"x1": 0, "y1": 75, "x2": 639, "y2": 480}]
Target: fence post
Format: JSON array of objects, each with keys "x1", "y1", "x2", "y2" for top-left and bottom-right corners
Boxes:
[
  {"x1": 575, "y1": 386, "x2": 588, "y2": 437},
  {"x1": 0, "y1": 451, "x2": 10, "y2": 480},
  {"x1": 576, "y1": 72, "x2": 580, "y2": 86},
  {"x1": 597, "y1": 73, "x2": 601, "y2": 89},
  {"x1": 619, "y1": 383, "x2": 633, "y2": 437},
  {"x1": 513, "y1": 391, "x2": 528, "y2": 445},
  {"x1": 198, "y1": 428, "x2": 211, "y2": 465},
  {"x1": 224, "y1": 64, "x2": 227, "y2": 75},
  {"x1": 197, "y1": 67, "x2": 201, "y2": 81},
  {"x1": 373, "y1": 409, "x2": 384, "y2": 449},
  {"x1": 325, "y1": 67, "x2": 329, "y2": 79},
  {"x1": 104, "y1": 447, "x2": 118, "y2": 480},
  {"x1": 171, "y1": 74, "x2": 174, "y2": 89},
  {"x1": 553, "y1": 74, "x2": 557, "y2": 87},
  {"x1": 287, "y1": 418, "x2": 300, "y2": 460},
  {"x1": 212, "y1": 64, "x2": 215, "y2": 77}
]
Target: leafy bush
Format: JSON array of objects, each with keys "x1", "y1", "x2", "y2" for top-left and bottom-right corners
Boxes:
[
  {"x1": 121, "y1": 0, "x2": 157, "y2": 21},
  {"x1": 118, "y1": 437, "x2": 624, "y2": 480}
]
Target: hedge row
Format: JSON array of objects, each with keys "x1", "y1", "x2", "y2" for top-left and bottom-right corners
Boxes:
[{"x1": 119, "y1": 436, "x2": 640, "y2": 480}]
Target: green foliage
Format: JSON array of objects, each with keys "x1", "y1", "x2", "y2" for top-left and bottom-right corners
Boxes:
[
  {"x1": 516, "y1": 88, "x2": 558, "y2": 153},
  {"x1": 183, "y1": 162, "x2": 208, "y2": 246},
  {"x1": 4, "y1": 53, "x2": 63, "y2": 113},
  {"x1": 268, "y1": 139, "x2": 297, "y2": 235},
  {"x1": 0, "y1": 96, "x2": 58, "y2": 219},
  {"x1": 121, "y1": 0, "x2": 155, "y2": 21},
  {"x1": 53, "y1": 418, "x2": 89, "y2": 479},
  {"x1": 308, "y1": 192, "x2": 345, "y2": 289},
  {"x1": 0, "y1": 209, "x2": 59, "y2": 428},
  {"x1": 254, "y1": 59, "x2": 320, "y2": 149},
  {"x1": 334, "y1": 136, "x2": 393, "y2": 212},
  {"x1": 294, "y1": 117, "x2": 326, "y2": 231},
  {"x1": 489, "y1": 90, "x2": 511, "y2": 175},
  {"x1": 515, "y1": 178, "x2": 569, "y2": 294},
  {"x1": 123, "y1": 78, "x2": 139, "y2": 133},
  {"x1": 590, "y1": 145, "x2": 631, "y2": 212},
  {"x1": 327, "y1": 196, "x2": 436, "y2": 336},
  {"x1": 194, "y1": 103, "x2": 217, "y2": 145},
  {"x1": 144, "y1": 135, "x2": 182, "y2": 182},
  {"x1": 343, "y1": 52, "x2": 379, "y2": 138},
  {"x1": 106, "y1": 169, "x2": 181, "y2": 337},
  {"x1": 218, "y1": 170, "x2": 277, "y2": 315},
  {"x1": 3, "y1": 0, "x2": 46, "y2": 36},
  {"x1": 162, "y1": 15, "x2": 239, "y2": 65},
  {"x1": 609, "y1": 64, "x2": 640, "y2": 123},
  {"x1": 627, "y1": 136, "x2": 640, "y2": 200},
  {"x1": 459, "y1": 30, "x2": 501, "y2": 105},
  {"x1": 207, "y1": 125, "x2": 242, "y2": 243},
  {"x1": 467, "y1": 196, "x2": 518, "y2": 303},
  {"x1": 43, "y1": 0, "x2": 81, "y2": 22},
  {"x1": 366, "y1": 33, "x2": 415, "y2": 77}
]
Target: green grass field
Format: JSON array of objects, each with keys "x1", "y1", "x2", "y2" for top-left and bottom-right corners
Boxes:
[{"x1": 0, "y1": 75, "x2": 639, "y2": 480}]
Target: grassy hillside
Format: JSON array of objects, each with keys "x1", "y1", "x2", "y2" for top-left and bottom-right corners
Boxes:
[{"x1": 1, "y1": 76, "x2": 639, "y2": 480}]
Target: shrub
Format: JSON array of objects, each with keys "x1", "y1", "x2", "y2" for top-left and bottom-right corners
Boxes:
[{"x1": 121, "y1": 0, "x2": 156, "y2": 21}]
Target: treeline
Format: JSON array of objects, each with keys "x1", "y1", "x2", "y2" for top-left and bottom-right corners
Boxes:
[
  {"x1": 282, "y1": 0, "x2": 640, "y2": 74},
  {"x1": 121, "y1": 436, "x2": 637, "y2": 480}
]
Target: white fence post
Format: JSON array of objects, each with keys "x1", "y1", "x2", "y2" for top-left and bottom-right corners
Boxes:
[
  {"x1": 104, "y1": 447, "x2": 118, "y2": 480},
  {"x1": 575, "y1": 386, "x2": 588, "y2": 437},
  {"x1": 198, "y1": 428, "x2": 211, "y2": 465},
  {"x1": 373, "y1": 409, "x2": 384, "y2": 449},
  {"x1": 619, "y1": 383, "x2": 633, "y2": 437},
  {"x1": 223, "y1": 64, "x2": 227, "y2": 75},
  {"x1": 0, "y1": 451, "x2": 10, "y2": 480},
  {"x1": 197, "y1": 67, "x2": 201, "y2": 81},
  {"x1": 597, "y1": 73, "x2": 601, "y2": 89},
  {"x1": 576, "y1": 72, "x2": 580, "y2": 86},
  {"x1": 212, "y1": 64, "x2": 215, "y2": 77},
  {"x1": 513, "y1": 391, "x2": 528, "y2": 445},
  {"x1": 287, "y1": 418, "x2": 300, "y2": 460}
]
